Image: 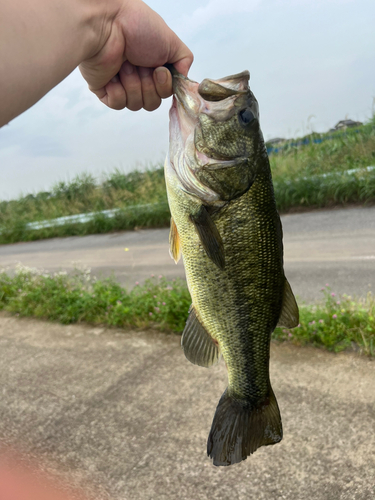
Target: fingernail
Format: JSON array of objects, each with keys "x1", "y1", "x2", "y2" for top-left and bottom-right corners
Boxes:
[
  {"x1": 139, "y1": 67, "x2": 152, "y2": 78},
  {"x1": 124, "y1": 61, "x2": 134, "y2": 75},
  {"x1": 111, "y1": 75, "x2": 119, "y2": 83},
  {"x1": 155, "y1": 68, "x2": 168, "y2": 85}
]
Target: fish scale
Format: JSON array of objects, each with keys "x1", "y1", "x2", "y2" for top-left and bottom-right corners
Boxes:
[
  {"x1": 165, "y1": 66, "x2": 299, "y2": 466},
  {"x1": 179, "y1": 169, "x2": 283, "y2": 401}
]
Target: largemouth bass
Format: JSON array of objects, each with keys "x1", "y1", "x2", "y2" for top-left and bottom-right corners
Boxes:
[{"x1": 164, "y1": 67, "x2": 299, "y2": 466}]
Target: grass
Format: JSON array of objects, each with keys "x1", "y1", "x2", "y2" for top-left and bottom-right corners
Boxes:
[
  {"x1": 269, "y1": 117, "x2": 375, "y2": 212},
  {"x1": 274, "y1": 286, "x2": 375, "y2": 356},
  {"x1": 273, "y1": 168, "x2": 375, "y2": 212},
  {"x1": 0, "y1": 266, "x2": 191, "y2": 333},
  {"x1": 269, "y1": 117, "x2": 375, "y2": 179},
  {"x1": 0, "y1": 267, "x2": 374, "y2": 357},
  {"x1": 0, "y1": 201, "x2": 171, "y2": 244},
  {"x1": 0, "y1": 117, "x2": 374, "y2": 244},
  {"x1": 0, "y1": 168, "x2": 170, "y2": 244}
]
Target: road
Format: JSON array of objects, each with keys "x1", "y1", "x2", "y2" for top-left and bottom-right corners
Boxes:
[
  {"x1": 0, "y1": 207, "x2": 374, "y2": 499},
  {"x1": 1, "y1": 207, "x2": 375, "y2": 302},
  {"x1": 0, "y1": 314, "x2": 374, "y2": 500}
]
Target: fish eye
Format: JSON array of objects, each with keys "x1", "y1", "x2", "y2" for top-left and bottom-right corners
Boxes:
[{"x1": 238, "y1": 108, "x2": 255, "y2": 125}]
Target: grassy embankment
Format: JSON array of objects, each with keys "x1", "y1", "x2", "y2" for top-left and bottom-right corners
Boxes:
[
  {"x1": 0, "y1": 169, "x2": 170, "y2": 244},
  {"x1": 271, "y1": 117, "x2": 375, "y2": 211},
  {"x1": 0, "y1": 117, "x2": 374, "y2": 244},
  {"x1": 0, "y1": 268, "x2": 374, "y2": 356}
]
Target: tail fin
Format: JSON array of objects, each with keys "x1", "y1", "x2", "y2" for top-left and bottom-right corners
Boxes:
[{"x1": 207, "y1": 387, "x2": 282, "y2": 466}]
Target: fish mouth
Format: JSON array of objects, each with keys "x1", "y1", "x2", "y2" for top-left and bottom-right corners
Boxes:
[
  {"x1": 167, "y1": 67, "x2": 252, "y2": 203},
  {"x1": 170, "y1": 68, "x2": 250, "y2": 166},
  {"x1": 171, "y1": 68, "x2": 249, "y2": 117},
  {"x1": 198, "y1": 72, "x2": 249, "y2": 101}
]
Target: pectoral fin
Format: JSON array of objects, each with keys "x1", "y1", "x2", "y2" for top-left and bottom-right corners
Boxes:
[
  {"x1": 169, "y1": 217, "x2": 181, "y2": 264},
  {"x1": 190, "y1": 206, "x2": 225, "y2": 270},
  {"x1": 277, "y1": 278, "x2": 299, "y2": 328},
  {"x1": 181, "y1": 306, "x2": 221, "y2": 367}
]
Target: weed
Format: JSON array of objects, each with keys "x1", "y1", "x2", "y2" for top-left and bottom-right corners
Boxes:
[
  {"x1": 0, "y1": 266, "x2": 191, "y2": 333},
  {"x1": 269, "y1": 119, "x2": 375, "y2": 179},
  {"x1": 0, "y1": 268, "x2": 373, "y2": 356},
  {"x1": 273, "y1": 286, "x2": 375, "y2": 356}
]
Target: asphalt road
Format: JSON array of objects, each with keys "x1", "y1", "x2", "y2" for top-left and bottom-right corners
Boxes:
[
  {"x1": 0, "y1": 314, "x2": 374, "y2": 500},
  {"x1": 1, "y1": 206, "x2": 375, "y2": 302},
  {"x1": 0, "y1": 208, "x2": 375, "y2": 499}
]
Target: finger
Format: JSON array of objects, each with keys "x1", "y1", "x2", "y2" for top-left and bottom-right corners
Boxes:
[
  {"x1": 88, "y1": 75, "x2": 126, "y2": 110},
  {"x1": 119, "y1": 61, "x2": 143, "y2": 112},
  {"x1": 138, "y1": 67, "x2": 162, "y2": 112},
  {"x1": 102, "y1": 75, "x2": 127, "y2": 110},
  {"x1": 167, "y1": 38, "x2": 194, "y2": 77},
  {"x1": 153, "y1": 67, "x2": 173, "y2": 99}
]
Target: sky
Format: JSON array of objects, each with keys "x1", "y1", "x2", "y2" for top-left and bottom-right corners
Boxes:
[{"x1": 1, "y1": 0, "x2": 374, "y2": 200}]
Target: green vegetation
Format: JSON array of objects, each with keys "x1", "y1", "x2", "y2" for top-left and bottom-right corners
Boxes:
[
  {"x1": 270, "y1": 117, "x2": 375, "y2": 211},
  {"x1": 274, "y1": 169, "x2": 375, "y2": 212},
  {"x1": 0, "y1": 268, "x2": 373, "y2": 356},
  {"x1": 0, "y1": 168, "x2": 170, "y2": 244},
  {"x1": 0, "y1": 266, "x2": 191, "y2": 333},
  {"x1": 0, "y1": 117, "x2": 374, "y2": 244},
  {"x1": 269, "y1": 118, "x2": 375, "y2": 179},
  {"x1": 274, "y1": 286, "x2": 375, "y2": 356}
]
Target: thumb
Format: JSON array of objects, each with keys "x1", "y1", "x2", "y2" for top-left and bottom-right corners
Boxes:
[{"x1": 166, "y1": 35, "x2": 194, "y2": 77}]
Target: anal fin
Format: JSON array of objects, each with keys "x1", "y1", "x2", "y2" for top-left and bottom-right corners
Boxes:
[
  {"x1": 277, "y1": 278, "x2": 299, "y2": 328},
  {"x1": 181, "y1": 306, "x2": 220, "y2": 367},
  {"x1": 190, "y1": 205, "x2": 225, "y2": 270},
  {"x1": 169, "y1": 217, "x2": 181, "y2": 264}
]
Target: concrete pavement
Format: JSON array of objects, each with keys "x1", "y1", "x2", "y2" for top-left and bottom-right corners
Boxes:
[
  {"x1": 0, "y1": 313, "x2": 374, "y2": 500},
  {"x1": 1, "y1": 206, "x2": 375, "y2": 302}
]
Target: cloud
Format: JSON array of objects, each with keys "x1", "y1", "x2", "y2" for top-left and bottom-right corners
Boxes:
[
  {"x1": 175, "y1": 0, "x2": 355, "y2": 38},
  {"x1": 177, "y1": 0, "x2": 262, "y2": 37}
]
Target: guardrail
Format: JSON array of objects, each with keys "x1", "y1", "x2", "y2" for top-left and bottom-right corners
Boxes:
[
  {"x1": 298, "y1": 165, "x2": 375, "y2": 181},
  {"x1": 0, "y1": 202, "x2": 168, "y2": 234}
]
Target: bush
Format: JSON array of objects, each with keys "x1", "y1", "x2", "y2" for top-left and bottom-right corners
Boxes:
[
  {"x1": 274, "y1": 286, "x2": 375, "y2": 356},
  {"x1": 0, "y1": 268, "x2": 373, "y2": 356}
]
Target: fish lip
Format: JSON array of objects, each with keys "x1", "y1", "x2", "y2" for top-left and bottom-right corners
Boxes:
[
  {"x1": 172, "y1": 73, "x2": 201, "y2": 117},
  {"x1": 195, "y1": 147, "x2": 242, "y2": 163},
  {"x1": 195, "y1": 149, "x2": 247, "y2": 168}
]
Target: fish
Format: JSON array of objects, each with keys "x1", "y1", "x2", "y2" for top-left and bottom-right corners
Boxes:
[{"x1": 164, "y1": 66, "x2": 299, "y2": 467}]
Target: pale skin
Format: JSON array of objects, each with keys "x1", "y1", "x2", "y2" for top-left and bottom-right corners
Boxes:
[{"x1": 0, "y1": 0, "x2": 193, "y2": 127}]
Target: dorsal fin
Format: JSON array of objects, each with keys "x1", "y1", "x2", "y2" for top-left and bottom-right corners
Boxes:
[
  {"x1": 190, "y1": 206, "x2": 225, "y2": 270},
  {"x1": 181, "y1": 306, "x2": 221, "y2": 367},
  {"x1": 277, "y1": 278, "x2": 299, "y2": 328},
  {"x1": 169, "y1": 217, "x2": 181, "y2": 264}
]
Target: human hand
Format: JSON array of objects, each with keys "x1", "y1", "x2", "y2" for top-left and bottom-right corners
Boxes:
[{"x1": 79, "y1": 0, "x2": 193, "y2": 112}]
